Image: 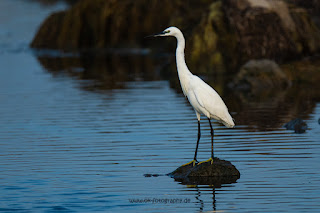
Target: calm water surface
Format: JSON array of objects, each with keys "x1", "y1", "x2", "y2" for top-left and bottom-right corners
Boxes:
[{"x1": 1, "y1": 1, "x2": 320, "y2": 212}]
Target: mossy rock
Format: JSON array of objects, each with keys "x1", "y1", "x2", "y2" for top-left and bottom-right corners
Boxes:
[
  {"x1": 224, "y1": 0, "x2": 320, "y2": 66},
  {"x1": 188, "y1": 1, "x2": 237, "y2": 73},
  {"x1": 168, "y1": 157, "x2": 240, "y2": 186},
  {"x1": 31, "y1": 0, "x2": 320, "y2": 74},
  {"x1": 230, "y1": 59, "x2": 291, "y2": 92},
  {"x1": 31, "y1": 0, "x2": 212, "y2": 51}
]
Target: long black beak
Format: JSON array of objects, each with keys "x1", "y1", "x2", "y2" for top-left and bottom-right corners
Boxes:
[{"x1": 144, "y1": 31, "x2": 165, "y2": 38}]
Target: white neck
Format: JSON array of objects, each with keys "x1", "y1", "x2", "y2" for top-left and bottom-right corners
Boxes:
[{"x1": 174, "y1": 31, "x2": 192, "y2": 96}]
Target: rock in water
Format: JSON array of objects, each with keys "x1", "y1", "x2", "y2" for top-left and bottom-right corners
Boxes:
[
  {"x1": 31, "y1": 0, "x2": 320, "y2": 72},
  {"x1": 168, "y1": 157, "x2": 240, "y2": 186},
  {"x1": 284, "y1": 118, "x2": 307, "y2": 133},
  {"x1": 230, "y1": 59, "x2": 291, "y2": 92}
]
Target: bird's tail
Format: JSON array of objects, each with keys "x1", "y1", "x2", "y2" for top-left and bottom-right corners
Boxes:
[{"x1": 221, "y1": 112, "x2": 235, "y2": 128}]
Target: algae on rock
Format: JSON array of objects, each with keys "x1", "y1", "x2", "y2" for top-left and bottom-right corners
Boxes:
[
  {"x1": 188, "y1": 1, "x2": 237, "y2": 73},
  {"x1": 31, "y1": 0, "x2": 320, "y2": 74}
]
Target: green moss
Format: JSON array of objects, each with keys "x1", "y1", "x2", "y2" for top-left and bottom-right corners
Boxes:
[
  {"x1": 188, "y1": 1, "x2": 227, "y2": 73},
  {"x1": 281, "y1": 58, "x2": 320, "y2": 84},
  {"x1": 210, "y1": 52, "x2": 223, "y2": 66},
  {"x1": 31, "y1": 0, "x2": 320, "y2": 78}
]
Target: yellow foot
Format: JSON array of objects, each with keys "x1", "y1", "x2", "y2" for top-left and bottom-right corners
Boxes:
[
  {"x1": 198, "y1": 157, "x2": 214, "y2": 165},
  {"x1": 181, "y1": 159, "x2": 198, "y2": 167}
]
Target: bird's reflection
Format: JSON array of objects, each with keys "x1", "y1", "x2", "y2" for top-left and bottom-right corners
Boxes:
[
  {"x1": 189, "y1": 184, "x2": 218, "y2": 212},
  {"x1": 195, "y1": 186, "x2": 205, "y2": 211},
  {"x1": 173, "y1": 175, "x2": 238, "y2": 212}
]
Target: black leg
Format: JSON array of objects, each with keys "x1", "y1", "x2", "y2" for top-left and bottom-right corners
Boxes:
[
  {"x1": 208, "y1": 118, "x2": 214, "y2": 158},
  {"x1": 193, "y1": 120, "x2": 201, "y2": 161}
]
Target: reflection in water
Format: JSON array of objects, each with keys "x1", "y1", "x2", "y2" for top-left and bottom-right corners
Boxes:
[
  {"x1": 1, "y1": 49, "x2": 319, "y2": 212},
  {"x1": 32, "y1": 51, "x2": 320, "y2": 211},
  {"x1": 2, "y1": 0, "x2": 320, "y2": 211},
  {"x1": 34, "y1": 51, "x2": 320, "y2": 132},
  {"x1": 172, "y1": 175, "x2": 239, "y2": 187},
  {"x1": 32, "y1": 51, "x2": 320, "y2": 212},
  {"x1": 36, "y1": 51, "x2": 169, "y2": 91},
  {"x1": 195, "y1": 186, "x2": 205, "y2": 211},
  {"x1": 232, "y1": 84, "x2": 320, "y2": 132},
  {"x1": 192, "y1": 185, "x2": 216, "y2": 212}
]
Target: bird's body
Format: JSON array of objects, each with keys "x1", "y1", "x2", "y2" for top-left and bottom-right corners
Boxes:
[
  {"x1": 186, "y1": 75, "x2": 234, "y2": 128},
  {"x1": 168, "y1": 26, "x2": 234, "y2": 128},
  {"x1": 149, "y1": 26, "x2": 234, "y2": 165}
]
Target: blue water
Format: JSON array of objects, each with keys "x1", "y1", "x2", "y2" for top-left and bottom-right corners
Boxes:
[{"x1": 1, "y1": 0, "x2": 320, "y2": 212}]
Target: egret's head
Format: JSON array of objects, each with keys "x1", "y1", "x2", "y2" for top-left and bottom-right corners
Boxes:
[{"x1": 148, "y1": 26, "x2": 181, "y2": 38}]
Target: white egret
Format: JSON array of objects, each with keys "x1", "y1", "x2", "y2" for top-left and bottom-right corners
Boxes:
[{"x1": 148, "y1": 26, "x2": 235, "y2": 166}]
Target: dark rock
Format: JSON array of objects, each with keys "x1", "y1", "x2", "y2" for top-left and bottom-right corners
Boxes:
[
  {"x1": 168, "y1": 157, "x2": 240, "y2": 186},
  {"x1": 187, "y1": 1, "x2": 237, "y2": 73},
  {"x1": 31, "y1": 11, "x2": 66, "y2": 49},
  {"x1": 31, "y1": 0, "x2": 320, "y2": 73},
  {"x1": 284, "y1": 118, "x2": 307, "y2": 133},
  {"x1": 224, "y1": 0, "x2": 320, "y2": 65},
  {"x1": 281, "y1": 56, "x2": 320, "y2": 84},
  {"x1": 288, "y1": 0, "x2": 320, "y2": 27},
  {"x1": 230, "y1": 59, "x2": 291, "y2": 92},
  {"x1": 31, "y1": 0, "x2": 211, "y2": 51}
]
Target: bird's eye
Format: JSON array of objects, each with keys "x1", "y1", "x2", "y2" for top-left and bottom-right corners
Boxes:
[{"x1": 166, "y1": 30, "x2": 170, "y2": 33}]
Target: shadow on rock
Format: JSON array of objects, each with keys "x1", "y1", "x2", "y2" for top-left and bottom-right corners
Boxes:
[{"x1": 167, "y1": 157, "x2": 240, "y2": 186}]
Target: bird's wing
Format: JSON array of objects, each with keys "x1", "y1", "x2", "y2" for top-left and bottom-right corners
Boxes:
[
  {"x1": 188, "y1": 75, "x2": 234, "y2": 127},
  {"x1": 191, "y1": 75, "x2": 229, "y2": 117},
  {"x1": 191, "y1": 86, "x2": 205, "y2": 108}
]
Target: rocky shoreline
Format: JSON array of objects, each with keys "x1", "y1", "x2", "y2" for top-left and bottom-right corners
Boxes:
[{"x1": 31, "y1": 0, "x2": 320, "y2": 89}]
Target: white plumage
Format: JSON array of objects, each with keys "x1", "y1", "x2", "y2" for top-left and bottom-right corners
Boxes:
[
  {"x1": 150, "y1": 26, "x2": 234, "y2": 165},
  {"x1": 187, "y1": 75, "x2": 234, "y2": 128}
]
